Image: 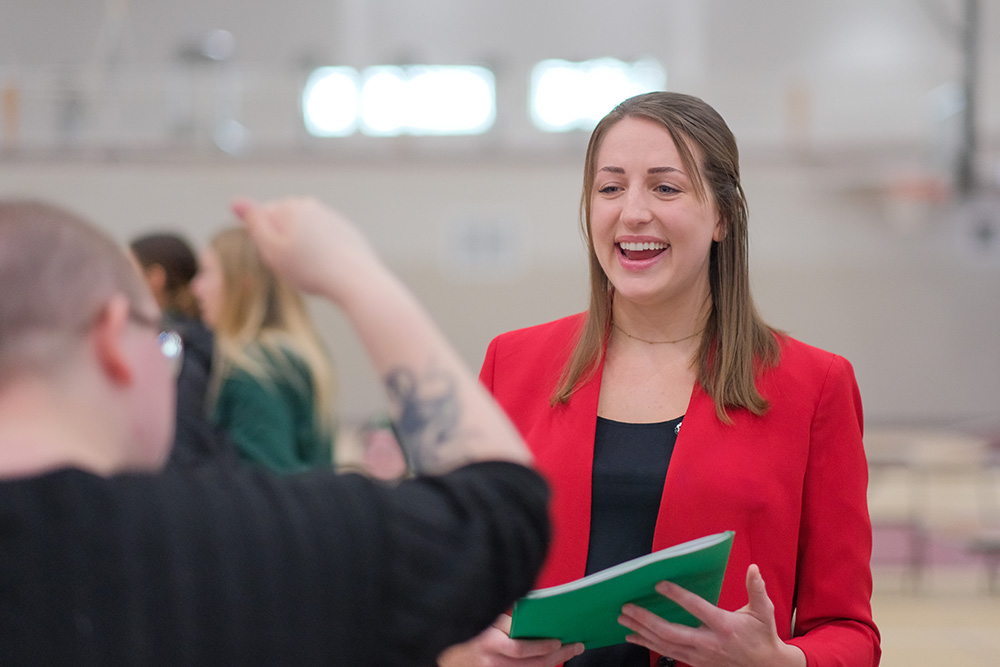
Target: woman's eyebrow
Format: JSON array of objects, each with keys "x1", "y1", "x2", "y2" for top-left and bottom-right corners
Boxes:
[
  {"x1": 648, "y1": 166, "x2": 683, "y2": 175},
  {"x1": 597, "y1": 165, "x2": 685, "y2": 176}
]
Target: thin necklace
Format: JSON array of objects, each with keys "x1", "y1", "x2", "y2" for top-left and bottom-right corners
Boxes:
[{"x1": 612, "y1": 321, "x2": 704, "y2": 345}]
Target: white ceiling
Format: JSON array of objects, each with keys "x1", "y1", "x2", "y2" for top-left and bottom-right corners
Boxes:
[
  {"x1": 1, "y1": 0, "x2": 984, "y2": 71},
  {"x1": 1, "y1": 0, "x2": 998, "y2": 169}
]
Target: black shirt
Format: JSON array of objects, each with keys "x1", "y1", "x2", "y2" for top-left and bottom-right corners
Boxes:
[
  {"x1": 567, "y1": 415, "x2": 680, "y2": 667},
  {"x1": 0, "y1": 461, "x2": 550, "y2": 666},
  {"x1": 164, "y1": 314, "x2": 240, "y2": 469}
]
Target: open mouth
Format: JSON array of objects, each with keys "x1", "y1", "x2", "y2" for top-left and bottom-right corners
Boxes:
[{"x1": 618, "y1": 241, "x2": 668, "y2": 261}]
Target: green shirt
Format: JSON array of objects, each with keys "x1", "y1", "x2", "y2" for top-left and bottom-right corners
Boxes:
[{"x1": 212, "y1": 348, "x2": 333, "y2": 474}]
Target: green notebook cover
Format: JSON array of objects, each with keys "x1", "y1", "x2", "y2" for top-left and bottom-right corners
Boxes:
[{"x1": 509, "y1": 530, "x2": 734, "y2": 650}]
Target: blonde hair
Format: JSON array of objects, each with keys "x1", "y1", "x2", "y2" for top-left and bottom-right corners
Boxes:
[
  {"x1": 552, "y1": 92, "x2": 780, "y2": 422},
  {"x1": 206, "y1": 227, "x2": 336, "y2": 433}
]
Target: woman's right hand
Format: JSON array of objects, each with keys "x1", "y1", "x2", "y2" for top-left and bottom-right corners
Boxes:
[{"x1": 438, "y1": 615, "x2": 584, "y2": 667}]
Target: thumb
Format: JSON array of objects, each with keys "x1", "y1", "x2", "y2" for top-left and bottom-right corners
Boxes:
[
  {"x1": 492, "y1": 613, "x2": 512, "y2": 635},
  {"x1": 745, "y1": 564, "x2": 774, "y2": 617}
]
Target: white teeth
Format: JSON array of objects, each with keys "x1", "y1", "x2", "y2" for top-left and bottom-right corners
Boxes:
[{"x1": 619, "y1": 241, "x2": 667, "y2": 251}]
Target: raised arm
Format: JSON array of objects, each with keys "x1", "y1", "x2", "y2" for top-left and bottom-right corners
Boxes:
[{"x1": 234, "y1": 197, "x2": 532, "y2": 475}]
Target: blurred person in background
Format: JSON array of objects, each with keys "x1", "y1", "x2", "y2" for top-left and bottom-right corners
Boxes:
[
  {"x1": 192, "y1": 226, "x2": 335, "y2": 473},
  {"x1": 129, "y1": 232, "x2": 201, "y2": 326},
  {"x1": 129, "y1": 232, "x2": 237, "y2": 467},
  {"x1": 0, "y1": 196, "x2": 551, "y2": 665}
]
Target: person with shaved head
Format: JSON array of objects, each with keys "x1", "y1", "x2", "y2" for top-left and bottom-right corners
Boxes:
[{"x1": 0, "y1": 197, "x2": 550, "y2": 666}]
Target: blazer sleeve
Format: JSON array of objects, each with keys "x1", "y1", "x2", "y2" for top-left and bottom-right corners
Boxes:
[{"x1": 787, "y1": 354, "x2": 881, "y2": 666}]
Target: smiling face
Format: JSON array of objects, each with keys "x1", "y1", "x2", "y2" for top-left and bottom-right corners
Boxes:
[{"x1": 589, "y1": 115, "x2": 723, "y2": 311}]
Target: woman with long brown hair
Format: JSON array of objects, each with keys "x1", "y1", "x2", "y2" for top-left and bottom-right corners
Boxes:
[{"x1": 440, "y1": 92, "x2": 879, "y2": 667}]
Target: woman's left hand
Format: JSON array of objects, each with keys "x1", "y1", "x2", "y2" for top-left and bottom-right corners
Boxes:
[{"x1": 618, "y1": 564, "x2": 806, "y2": 667}]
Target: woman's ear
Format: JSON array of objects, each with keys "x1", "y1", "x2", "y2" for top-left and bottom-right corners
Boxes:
[
  {"x1": 713, "y1": 214, "x2": 727, "y2": 243},
  {"x1": 92, "y1": 295, "x2": 134, "y2": 385}
]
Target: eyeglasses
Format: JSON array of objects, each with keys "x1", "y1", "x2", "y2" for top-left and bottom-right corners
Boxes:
[
  {"x1": 157, "y1": 331, "x2": 184, "y2": 377},
  {"x1": 128, "y1": 308, "x2": 184, "y2": 377}
]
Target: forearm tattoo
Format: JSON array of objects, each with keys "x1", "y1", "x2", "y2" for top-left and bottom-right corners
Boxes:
[{"x1": 384, "y1": 364, "x2": 464, "y2": 474}]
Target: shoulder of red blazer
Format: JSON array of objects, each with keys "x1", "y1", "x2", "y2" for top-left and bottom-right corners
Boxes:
[
  {"x1": 759, "y1": 333, "x2": 859, "y2": 399},
  {"x1": 481, "y1": 313, "x2": 588, "y2": 386}
]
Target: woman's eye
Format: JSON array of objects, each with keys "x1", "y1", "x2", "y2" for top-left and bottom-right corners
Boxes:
[
  {"x1": 597, "y1": 185, "x2": 621, "y2": 194},
  {"x1": 656, "y1": 184, "x2": 680, "y2": 195}
]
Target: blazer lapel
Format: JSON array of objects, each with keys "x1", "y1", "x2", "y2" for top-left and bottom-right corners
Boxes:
[{"x1": 531, "y1": 363, "x2": 603, "y2": 588}]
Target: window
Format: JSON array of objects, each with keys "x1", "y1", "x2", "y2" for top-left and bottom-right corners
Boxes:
[
  {"x1": 303, "y1": 65, "x2": 495, "y2": 137},
  {"x1": 530, "y1": 58, "x2": 666, "y2": 132}
]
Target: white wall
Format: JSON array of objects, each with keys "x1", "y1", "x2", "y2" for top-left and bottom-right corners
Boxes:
[{"x1": 3, "y1": 155, "x2": 997, "y2": 430}]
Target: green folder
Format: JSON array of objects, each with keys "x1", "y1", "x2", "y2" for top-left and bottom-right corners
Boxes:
[{"x1": 509, "y1": 530, "x2": 734, "y2": 650}]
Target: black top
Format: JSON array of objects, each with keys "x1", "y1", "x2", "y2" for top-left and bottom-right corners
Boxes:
[
  {"x1": 567, "y1": 415, "x2": 680, "y2": 667},
  {"x1": 0, "y1": 461, "x2": 550, "y2": 666},
  {"x1": 164, "y1": 314, "x2": 240, "y2": 469}
]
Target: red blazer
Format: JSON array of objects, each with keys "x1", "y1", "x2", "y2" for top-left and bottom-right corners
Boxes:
[{"x1": 480, "y1": 314, "x2": 880, "y2": 667}]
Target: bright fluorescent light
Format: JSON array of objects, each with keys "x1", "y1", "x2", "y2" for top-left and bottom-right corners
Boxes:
[
  {"x1": 405, "y1": 66, "x2": 495, "y2": 135},
  {"x1": 304, "y1": 64, "x2": 497, "y2": 137},
  {"x1": 302, "y1": 67, "x2": 360, "y2": 137},
  {"x1": 360, "y1": 65, "x2": 495, "y2": 136},
  {"x1": 359, "y1": 67, "x2": 408, "y2": 135},
  {"x1": 530, "y1": 58, "x2": 666, "y2": 132}
]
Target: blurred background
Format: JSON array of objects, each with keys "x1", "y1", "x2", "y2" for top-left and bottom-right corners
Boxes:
[{"x1": 2, "y1": 1, "x2": 999, "y2": 662}]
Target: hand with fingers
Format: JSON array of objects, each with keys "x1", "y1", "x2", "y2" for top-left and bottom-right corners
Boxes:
[
  {"x1": 232, "y1": 196, "x2": 383, "y2": 306},
  {"x1": 438, "y1": 614, "x2": 584, "y2": 667},
  {"x1": 618, "y1": 565, "x2": 806, "y2": 667}
]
